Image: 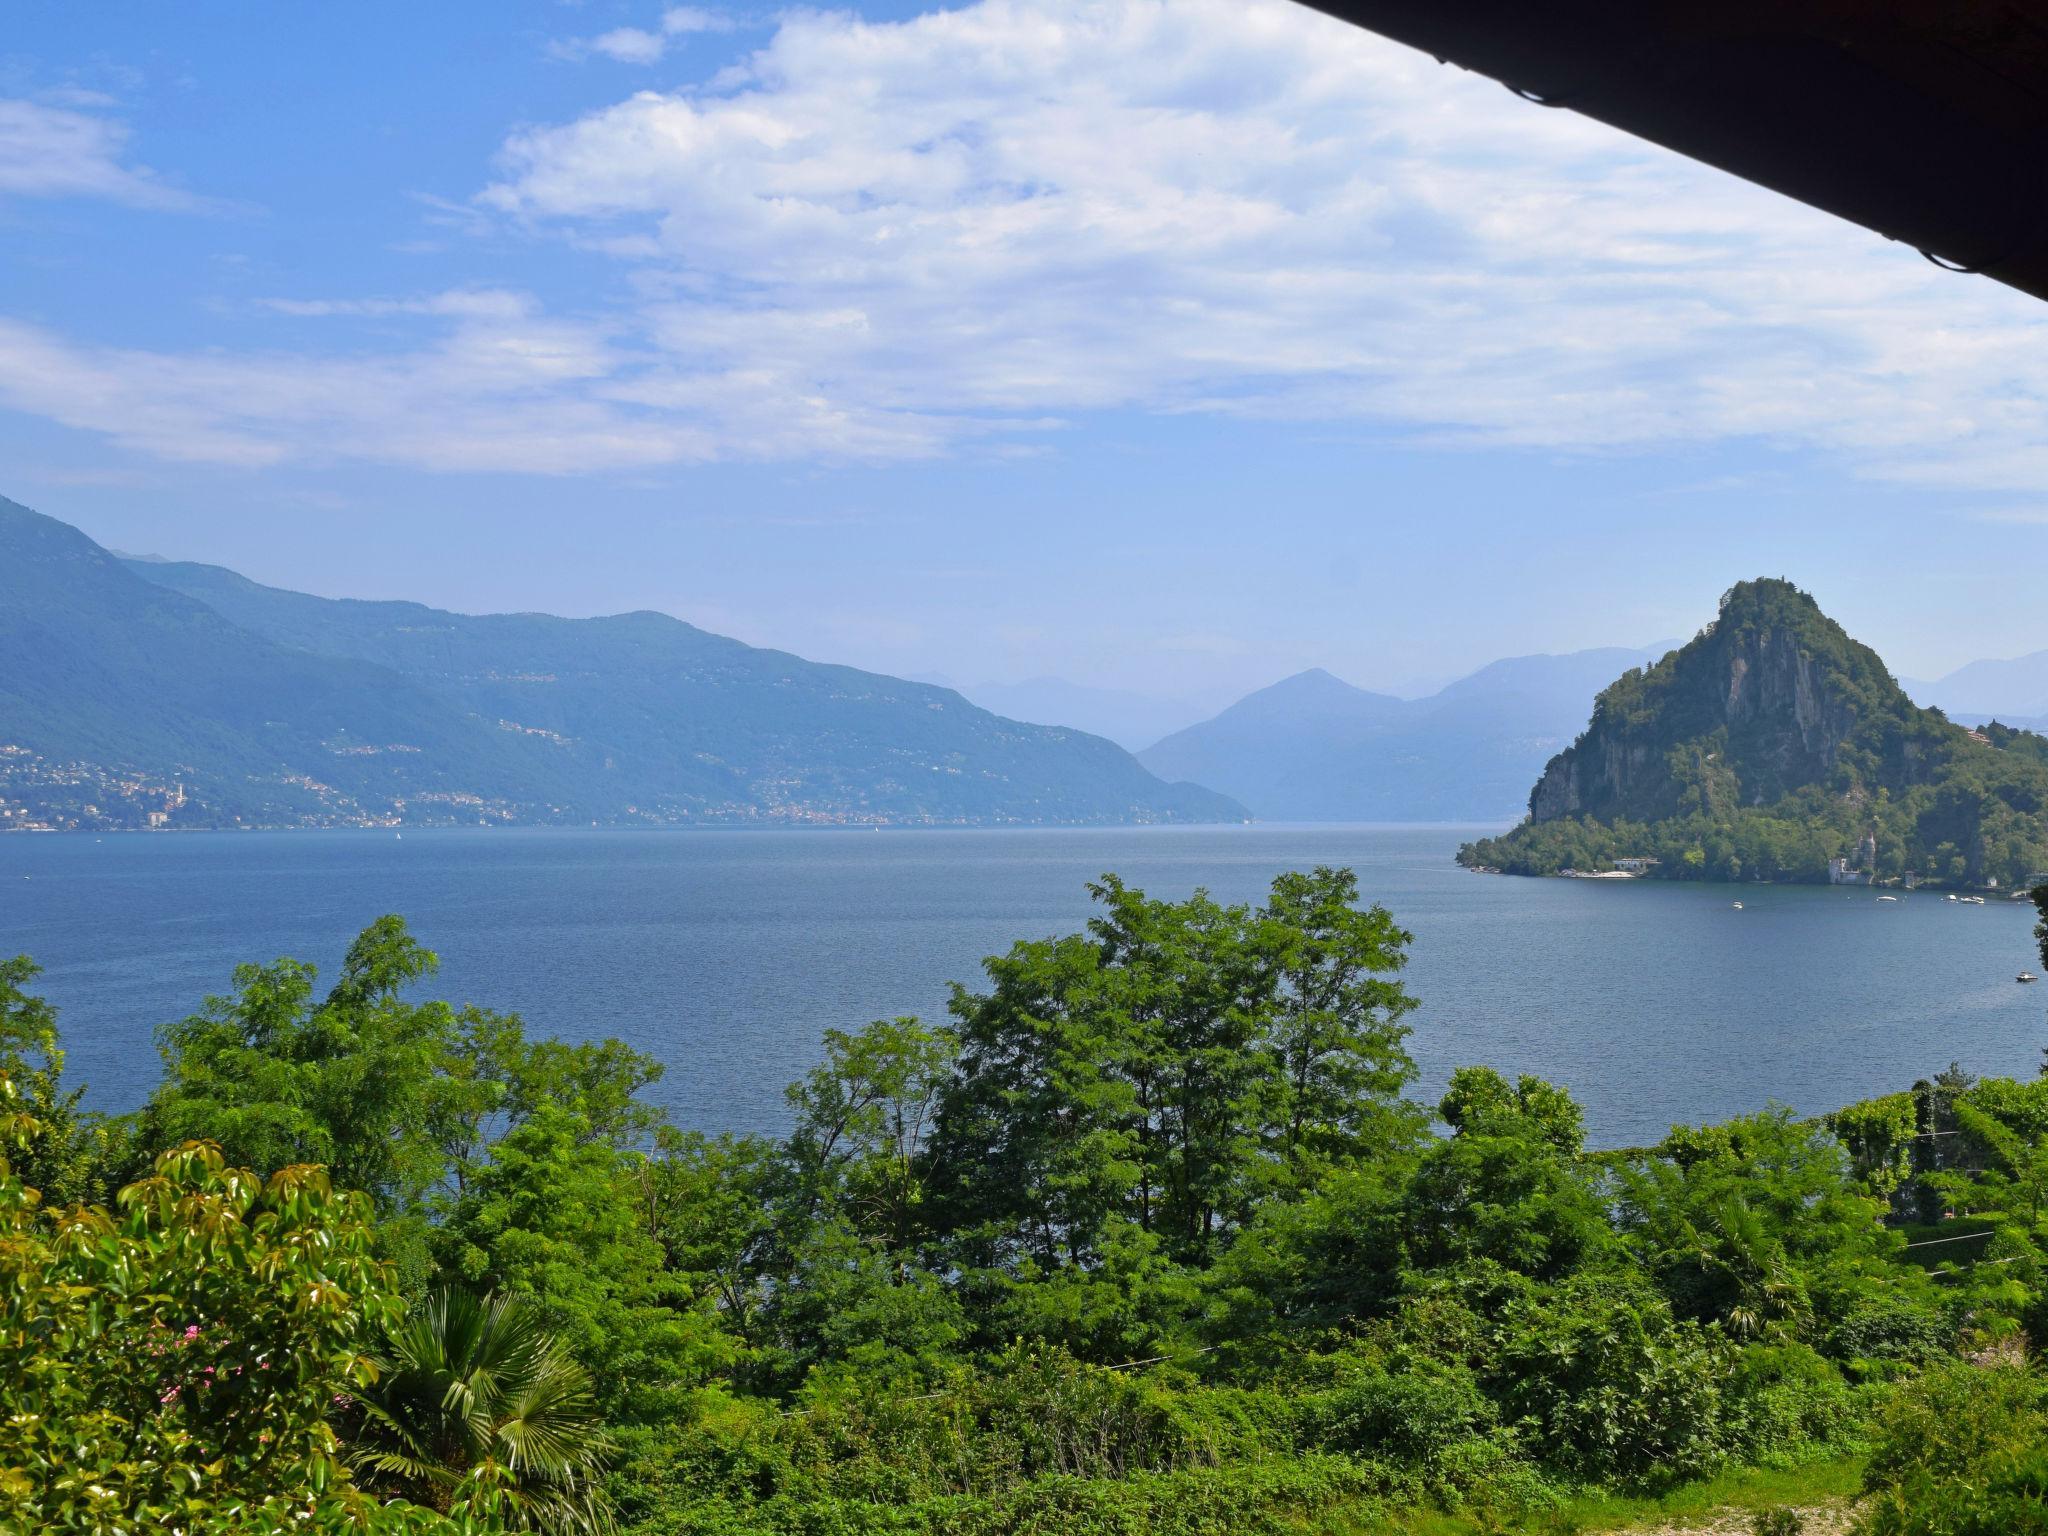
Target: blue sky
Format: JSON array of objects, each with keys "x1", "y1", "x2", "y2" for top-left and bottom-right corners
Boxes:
[{"x1": 3, "y1": 0, "x2": 2045, "y2": 707}]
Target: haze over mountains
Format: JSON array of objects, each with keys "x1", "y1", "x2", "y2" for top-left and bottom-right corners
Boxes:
[
  {"x1": 1904, "y1": 653, "x2": 2048, "y2": 730},
  {"x1": 1138, "y1": 646, "x2": 1677, "y2": 821},
  {"x1": 0, "y1": 498, "x2": 1242, "y2": 831},
  {"x1": 941, "y1": 677, "x2": 1226, "y2": 754}
]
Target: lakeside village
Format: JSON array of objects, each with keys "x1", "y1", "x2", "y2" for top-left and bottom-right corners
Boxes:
[
  {"x1": 0, "y1": 743, "x2": 1071, "y2": 833},
  {"x1": 1472, "y1": 829, "x2": 2048, "y2": 899}
]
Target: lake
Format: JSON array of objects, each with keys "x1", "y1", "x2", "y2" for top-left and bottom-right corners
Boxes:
[{"x1": 1, "y1": 824, "x2": 2041, "y2": 1149}]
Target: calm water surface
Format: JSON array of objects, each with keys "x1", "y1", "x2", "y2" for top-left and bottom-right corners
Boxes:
[{"x1": 2, "y1": 825, "x2": 2042, "y2": 1149}]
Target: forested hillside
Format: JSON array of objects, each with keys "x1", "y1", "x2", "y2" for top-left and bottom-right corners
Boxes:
[
  {"x1": 5, "y1": 870, "x2": 2046, "y2": 1534},
  {"x1": 0, "y1": 496, "x2": 1242, "y2": 830},
  {"x1": 1461, "y1": 580, "x2": 2048, "y2": 886}
]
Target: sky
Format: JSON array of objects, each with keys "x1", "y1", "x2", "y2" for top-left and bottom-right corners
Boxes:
[{"x1": 3, "y1": 0, "x2": 2046, "y2": 707}]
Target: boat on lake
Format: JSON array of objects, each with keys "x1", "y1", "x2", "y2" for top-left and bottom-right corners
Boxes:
[{"x1": 2021, "y1": 972, "x2": 2039, "y2": 984}]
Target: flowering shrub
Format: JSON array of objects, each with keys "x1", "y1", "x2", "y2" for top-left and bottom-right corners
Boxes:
[{"x1": 0, "y1": 1082, "x2": 469, "y2": 1533}]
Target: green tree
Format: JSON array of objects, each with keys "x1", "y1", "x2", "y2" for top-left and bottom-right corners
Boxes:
[
  {"x1": 353, "y1": 1289, "x2": 614, "y2": 1535},
  {"x1": 1439, "y1": 1066, "x2": 1586, "y2": 1157},
  {"x1": 139, "y1": 916, "x2": 468, "y2": 1283},
  {"x1": 0, "y1": 955, "x2": 102, "y2": 1205},
  {"x1": 435, "y1": 1099, "x2": 722, "y2": 1427},
  {"x1": 0, "y1": 1109, "x2": 455, "y2": 1533},
  {"x1": 784, "y1": 1015, "x2": 957, "y2": 1253},
  {"x1": 1257, "y1": 867, "x2": 1421, "y2": 1183},
  {"x1": 932, "y1": 870, "x2": 1420, "y2": 1276}
]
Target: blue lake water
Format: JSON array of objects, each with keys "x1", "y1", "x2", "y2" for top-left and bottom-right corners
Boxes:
[{"x1": 1, "y1": 824, "x2": 2042, "y2": 1149}]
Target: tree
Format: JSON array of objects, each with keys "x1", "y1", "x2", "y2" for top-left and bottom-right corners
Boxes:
[
  {"x1": 353, "y1": 1289, "x2": 614, "y2": 1536},
  {"x1": 2033, "y1": 881, "x2": 2048, "y2": 972},
  {"x1": 784, "y1": 1015, "x2": 957, "y2": 1253},
  {"x1": 435, "y1": 1099, "x2": 722, "y2": 1427},
  {"x1": 1439, "y1": 1066, "x2": 1586, "y2": 1157},
  {"x1": 1366, "y1": 1070, "x2": 1613, "y2": 1284},
  {"x1": 0, "y1": 1102, "x2": 455, "y2": 1533},
  {"x1": 0, "y1": 955, "x2": 100, "y2": 1205},
  {"x1": 139, "y1": 916, "x2": 468, "y2": 1284},
  {"x1": 1257, "y1": 868, "x2": 1421, "y2": 1182},
  {"x1": 931, "y1": 870, "x2": 1421, "y2": 1277}
]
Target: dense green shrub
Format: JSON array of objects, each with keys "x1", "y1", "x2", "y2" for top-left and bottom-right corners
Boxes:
[
  {"x1": 1855, "y1": 1364, "x2": 2048, "y2": 1535},
  {"x1": 1720, "y1": 1344, "x2": 1869, "y2": 1467},
  {"x1": 1487, "y1": 1277, "x2": 1731, "y2": 1486},
  {"x1": 0, "y1": 1113, "x2": 459, "y2": 1533}
]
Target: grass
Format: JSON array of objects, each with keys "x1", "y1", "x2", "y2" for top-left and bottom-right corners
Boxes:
[{"x1": 1375, "y1": 1458, "x2": 1866, "y2": 1535}]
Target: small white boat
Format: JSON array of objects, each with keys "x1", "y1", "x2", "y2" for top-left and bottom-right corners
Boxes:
[
  {"x1": 1967, "y1": 895, "x2": 1986, "y2": 905},
  {"x1": 2021, "y1": 972, "x2": 2039, "y2": 984},
  {"x1": 1878, "y1": 894, "x2": 1899, "y2": 902},
  {"x1": 1948, "y1": 894, "x2": 1959, "y2": 902},
  {"x1": 1731, "y1": 901, "x2": 1744, "y2": 910}
]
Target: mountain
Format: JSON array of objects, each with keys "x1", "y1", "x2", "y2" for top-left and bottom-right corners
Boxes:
[
  {"x1": 0, "y1": 497, "x2": 1243, "y2": 830},
  {"x1": 1907, "y1": 650, "x2": 2048, "y2": 720},
  {"x1": 1459, "y1": 579, "x2": 2048, "y2": 887},
  {"x1": 950, "y1": 677, "x2": 1220, "y2": 753},
  {"x1": 1137, "y1": 649, "x2": 1673, "y2": 821}
]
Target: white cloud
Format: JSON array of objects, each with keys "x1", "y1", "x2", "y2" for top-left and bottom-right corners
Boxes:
[
  {"x1": 0, "y1": 286, "x2": 962, "y2": 471},
  {"x1": 482, "y1": 0, "x2": 2048, "y2": 487},
  {"x1": 0, "y1": 97, "x2": 199, "y2": 209},
  {"x1": 7, "y1": 0, "x2": 2048, "y2": 482},
  {"x1": 257, "y1": 288, "x2": 537, "y2": 321},
  {"x1": 554, "y1": 8, "x2": 734, "y2": 65}
]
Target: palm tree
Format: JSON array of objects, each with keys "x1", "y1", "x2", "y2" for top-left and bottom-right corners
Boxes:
[{"x1": 351, "y1": 1288, "x2": 615, "y2": 1535}]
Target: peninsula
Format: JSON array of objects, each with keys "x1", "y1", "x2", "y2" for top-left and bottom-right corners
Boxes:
[{"x1": 1458, "y1": 579, "x2": 2048, "y2": 888}]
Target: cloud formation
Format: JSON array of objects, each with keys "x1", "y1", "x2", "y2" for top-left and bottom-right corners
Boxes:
[
  {"x1": 0, "y1": 96, "x2": 198, "y2": 209},
  {"x1": 553, "y1": 8, "x2": 733, "y2": 65},
  {"x1": 6, "y1": 0, "x2": 2048, "y2": 484}
]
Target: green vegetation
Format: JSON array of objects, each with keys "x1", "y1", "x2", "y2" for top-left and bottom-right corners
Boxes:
[
  {"x1": 7, "y1": 867, "x2": 2048, "y2": 1531},
  {"x1": 1460, "y1": 580, "x2": 2048, "y2": 887}
]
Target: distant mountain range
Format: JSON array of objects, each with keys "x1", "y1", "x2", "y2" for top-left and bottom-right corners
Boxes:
[
  {"x1": 0, "y1": 497, "x2": 1243, "y2": 831},
  {"x1": 1137, "y1": 646, "x2": 1676, "y2": 821},
  {"x1": 1460, "y1": 579, "x2": 2048, "y2": 888},
  {"x1": 1903, "y1": 651, "x2": 2048, "y2": 730},
  {"x1": 944, "y1": 677, "x2": 1225, "y2": 754}
]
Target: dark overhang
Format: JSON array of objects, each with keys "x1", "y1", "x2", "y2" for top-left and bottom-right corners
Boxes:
[{"x1": 1297, "y1": 0, "x2": 2048, "y2": 306}]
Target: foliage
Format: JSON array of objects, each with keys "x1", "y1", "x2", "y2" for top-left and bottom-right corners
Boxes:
[
  {"x1": 0, "y1": 953, "x2": 105, "y2": 1205},
  {"x1": 136, "y1": 917, "x2": 493, "y2": 1286},
  {"x1": 0, "y1": 1109, "x2": 459, "y2": 1534},
  {"x1": 930, "y1": 867, "x2": 1421, "y2": 1290},
  {"x1": 10, "y1": 875, "x2": 2038, "y2": 1534},
  {"x1": 353, "y1": 1288, "x2": 615, "y2": 1534},
  {"x1": 1854, "y1": 1363, "x2": 2048, "y2": 1535}
]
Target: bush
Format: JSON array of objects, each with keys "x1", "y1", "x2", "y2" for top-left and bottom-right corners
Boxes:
[
  {"x1": 1824, "y1": 1296, "x2": 1954, "y2": 1371},
  {"x1": 0, "y1": 1128, "x2": 455, "y2": 1534},
  {"x1": 1488, "y1": 1277, "x2": 1731, "y2": 1486},
  {"x1": 1855, "y1": 1363, "x2": 2048, "y2": 1535},
  {"x1": 1299, "y1": 1363, "x2": 1496, "y2": 1469},
  {"x1": 1721, "y1": 1344, "x2": 1870, "y2": 1466},
  {"x1": 616, "y1": 1452, "x2": 1401, "y2": 1536}
]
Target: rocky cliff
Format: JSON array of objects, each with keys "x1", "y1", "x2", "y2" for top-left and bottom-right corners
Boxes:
[{"x1": 1527, "y1": 579, "x2": 1943, "y2": 824}]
